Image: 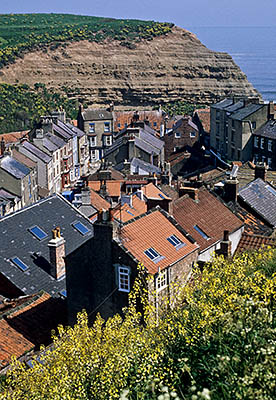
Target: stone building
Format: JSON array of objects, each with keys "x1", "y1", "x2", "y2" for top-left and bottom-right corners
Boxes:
[
  {"x1": 252, "y1": 120, "x2": 276, "y2": 169},
  {"x1": 66, "y1": 207, "x2": 199, "y2": 324},
  {"x1": 77, "y1": 105, "x2": 113, "y2": 163},
  {"x1": 210, "y1": 98, "x2": 272, "y2": 161}
]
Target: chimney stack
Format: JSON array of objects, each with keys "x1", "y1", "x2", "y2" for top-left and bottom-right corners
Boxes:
[
  {"x1": 179, "y1": 186, "x2": 199, "y2": 201},
  {"x1": 48, "y1": 227, "x2": 66, "y2": 280},
  {"x1": 136, "y1": 189, "x2": 144, "y2": 201},
  {"x1": 224, "y1": 178, "x2": 239, "y2": 203},
  {"x1": 217, "y1": 230, "x2": 232, "y2": 258},
  {"x1": 254, "y1": 163, "x2": 268, "y2": 181},
  {"x1": 0, "y1": 138, "x2": 5, "y2": 156}
]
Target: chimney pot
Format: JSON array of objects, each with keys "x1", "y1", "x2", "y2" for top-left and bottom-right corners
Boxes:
[{"x1": 254, "y1": 163, "x2": 268, "y2": 181}]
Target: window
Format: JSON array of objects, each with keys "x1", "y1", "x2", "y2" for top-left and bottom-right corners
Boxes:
[
  {"x1": 175, "y1": 132, "x2": 181, "y2": 138},
  {"x1": 268, "y1": 140, "x2": 273, "y2": 152},
  {"x1": 11, "y1": 257, "x2": 29, "y2": 272},
  {"x1": 190, "y1": 131, "x2": 196, "y2": 138},
  {"x1": 117, "y1": 123, "x2": 121, "y2": 128},
  {"x1": 144, "y1": 247, "x2": 164, "y2": 263},
  {"x1": 89, "y1": 123, "x2": 95, "y2": 133},
  {"x1": 156, "y1": 269, "x2": 167, "y2": 291},
  {"x1": 104, "y1": 122, "x2": 110, "y2": 132},
  {"x1": 59, "y1": 289, "x2": 67, "y2": 298},
  {"x1": 216, "y1": 124, "x2": 220, "y2": 135},
  {"x1": 153, "y1": 122, "x2": 157, "y2": 127},
  {"x1": 267, "y1": 158, "x2": 272, "y2": 168},
  {"x1": 90, "y1": 136, "x2": 97, "y2": 147},
  {"x1": 254, "y1": 136, "x2": 259, "y2": 148},
  {"x1": 252, "y1": 121, "x2": 256, "y2": 129},
  {"x1": 105, "y1": 136, "x2": 112, "y2": 146},
  {"x1": 193, "y1": 225, "x2": 210, "y2": 240},
  {"x1": 91, "y1": 149, "x2": 98, "y2": 160},
  {"x1": 29, "y1": 226, "x2": 48, "y2": 240},
  {"x1": 167, "y1": 234, "x2": 186, "y2": 250},
  {"x1": 118, "y1": 266, "x2": 130, "y2": 292},
  {"x1": 72, "y1": 221, "x2": 91, "y2": 236},
  {"x1": 216, "y1": 110, "x2": 220, "y2": 119},
  {"x1": 260, "y1": 138, "x2": 264, "y2": 149},
  {"x1": 231, "y1": 131, "x2": 235, "y2": 143}
]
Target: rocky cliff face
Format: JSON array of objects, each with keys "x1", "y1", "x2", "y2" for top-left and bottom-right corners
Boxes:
[{"x1": 0, "y1": 26, "x2": 260, "y2": 106}]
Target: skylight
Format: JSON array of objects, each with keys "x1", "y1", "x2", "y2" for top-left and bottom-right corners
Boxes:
[
  {"x1": 59, "y1": 289, "x2": 67, "y2": 298},
  {"x1": 144, "y1": 247, "x2": 164, "y2": 263},
  {"x1": 72, "y1": 221, "x2": 91, "y2": 236},
  {"x1": 158, "y1": 193, "x2": 165, "y2": 199},
  {"x1": 29, "y1": 225, "x2": 48, "y2": 241},
  {"x1": 266, "y1": 185, "x2": 276, "y2": 196},
  {"x1": 126, "y1": 210, "x2": 134, "y2": 216},
  {"x1": 167, "y1": 234, "x2": 186, "y2": 249},
  {"x1": 11, "y1": 257, "x2": 29, "y2": 272},
  {"x1": 193, "y1": 225, "x2": 210, "y2": 240}
]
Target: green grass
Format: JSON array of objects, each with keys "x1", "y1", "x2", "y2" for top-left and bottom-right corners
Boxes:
[{"x1": 0, "y1": 13, "x2": 173, "y2": 67}]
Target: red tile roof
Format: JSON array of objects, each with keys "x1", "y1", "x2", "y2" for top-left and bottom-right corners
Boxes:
[
  {"x1": 236, "y1": 232, "x2": 276, "y2": 253},
  {"x1": 112, "y1": 194, "x2": 147, "y2": 223},
  {"x1": 142, "y1": 183, "x2": 171, "y2": 200},
  {"x1": 0, "y1": 131, "x2": 29, "y2": 144},
  {"x1": 173, "y1": 189, "x2": 243, "y2": 252},
  {"x1": 120, "y1": 209, "x2": 198, "y2": 274},
  {"x1": 0, "y1": 292, "x2": 66, "y2": 368},
  {"x1": 88, "y1": 180, "x2": 122, "y2": 197},
  {"x1": 90, "y1": 189, "x2": 111, "y2": 211},
  {"x1": 114, "y1": 110, "x2": 163, "y2": 132}
]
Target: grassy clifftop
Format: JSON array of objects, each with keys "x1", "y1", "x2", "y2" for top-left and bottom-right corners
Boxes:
[{"x1": 0, "y1": 13, "x2": 173, "y2": 67}]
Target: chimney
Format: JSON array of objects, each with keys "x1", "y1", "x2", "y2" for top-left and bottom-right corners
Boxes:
[
  {"x1": 217, "y1": 230, "x2": 232, "y2": 258},
  {"x1": 268, "y1": 101, "x2": 275, "y2": 119},
  {"x1": 0, "y1": 138, "x2": 5, "y2": 155},
  {"x1": 35, "y1": 129, "x2": 44, "y2": 139},
  {"x1": 95, "y1": 208, "x2": 118, "y2": 239},
  {"x1": 48, "y1": 227, "x2": 66, "y2": 280},
  {"x1": 179, "y1": 186, "x2": 199, "y2": 201},
  {"x1": 147, "y1": 173, "x2": 158, "y2": 186},
  {"x1": 121, "y1": 194, "x2": 133, "y2": 207},
  {"x1": 109, "y1": 102, "x2": 114, "y2": 112},
  {"x1": 255, "y1": 163, "x2": 268, "y2": 181},
  {"x1": 224, "y1": 178, "x2": 239, "y2": 203},
  {"x1": 136, "y1": 189, "x2": 144, "y2": 201}
]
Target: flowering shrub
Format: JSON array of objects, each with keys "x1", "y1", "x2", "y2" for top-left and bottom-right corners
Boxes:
[{"x1": 1, "y1": 249, "x2": 276, "y2": 399}]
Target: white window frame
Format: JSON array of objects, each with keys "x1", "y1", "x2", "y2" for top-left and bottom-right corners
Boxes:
[
  {"x1": 105, "y1": 136, "x2": 112, "y2": 146},
  {"x1": 190, "y1": 131, "x2": 196, "y2": 138},
  {"x1": 156, "y1": 269, "x2": 167, "y2": 292},
  {"x1": 267, "y1": 157, "x2": 272, "y2": 168},
  {"x1": 268, "y1": 139, "x2": 273, "y2": 152},
  {"x1": 118, "y1": 266, "x2": 130, "y2": 292},
  {"x1": 254, "y1": 136, "x2": 259, "y2": 148},
  {"x1": 89, "y1": 123, "x2": 95, "y2": 133},
  {"x1": 90, "y1": 136, "x2": 97, "y2": 147},
  {"x1": 104, "y1": 122, "x2": 110, "y2": 133},
  {"x1": 260, "y1": 138, "x2": 264, "y2": 149},
  {"x1": 175, "y1": 132, "x2": 181, "y2": 138}
]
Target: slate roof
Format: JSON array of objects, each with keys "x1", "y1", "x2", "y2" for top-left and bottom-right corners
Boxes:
[
  {"x1": 212, "y1": 98, "x2": 234, "y2": 110},
  {"x1": 130, "y1": 158, "x2": 161, "y2": 175},
  {"x1": 11, "y1": 149, "x2": 37, "y2": 169},
  {"x1": 45, "y1": 133, "x2": 66, "y2": 149},
  {"x1": 134, "y1": 137, "x2": 160, "y2": 155},
  {"x1": 20, "y1": 141, "x2": 51, "y2": 163},
  {"x1": 236, "y1": 232, "x2": 276, "y2": 253},
  {"x1": 0, "y1": 195, "x2": 93, "y2": 297},
  {"x1": 230, "y1": 104, "x2": 264, "y2": 121},
  {"x1": 119, "y1": 208, "x2": 198, "y2": 274},
  {"x1": 238, "y1": 178, "x2": 276, "y2": 227},
  {"x1": 0, "y1": 155, "x2": 30, "y2": 179},
  {"x1": 82, "y1": 109, "x2": 113, "y2": 121},
  {"x1": 66, "y1": 123, "x2": 85, "y2": 138},
  {"x1": 139, "y1": 128, "x2": 164, "y2": 150},
  {"x1": 253, "y1": 120, "x2": 276, "y2": 139},
  {"x1": 224, "y1": 100, "x2": 244, "y2": 113},
  {"x1": 173, "y1": 189, "x2": 243, "y2": 253}
]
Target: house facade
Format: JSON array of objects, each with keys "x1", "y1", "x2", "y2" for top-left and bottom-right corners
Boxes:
[
  {"x1": 66, "y1": 207, "x2": 199, "y2": 324},
  {"x1": 210, "y1": 98, "x2": 271, "y2": 161},
  {"x1": 252, "y1": 120, "x2": 276, "y2": 169},
  {"x1": 77, "y1": 105, "x2": 113, "y2": 163}
]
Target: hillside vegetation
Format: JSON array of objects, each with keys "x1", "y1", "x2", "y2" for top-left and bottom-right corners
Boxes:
[
  {"x1": 1, "y1": 249, "x2": 276, "y2": 400},
  {"x1": 0, "y1": 83, "x2": 78, "y2": 134},
  {"x1": 0, "y1": 13, "x2": 172, "y2": 67}
]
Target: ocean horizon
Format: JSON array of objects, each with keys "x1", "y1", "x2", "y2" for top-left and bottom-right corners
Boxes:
[{"x1": 187, "y1": 26, "x2": 276, "y2": 101}]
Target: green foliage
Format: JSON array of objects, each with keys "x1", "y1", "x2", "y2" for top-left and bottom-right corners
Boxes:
[
  {"x1": 158, "y1": 101, "x2": 206, "y2": 117},
  {"x1": 1, "y1": 250, "x2": 276, "y2": 400},
  {"x1": 0, "y1": 83, "x2": 78, "y2": 133},
  {"x1": 0, "y1": 14, "x2": 173, "y2": 67}
]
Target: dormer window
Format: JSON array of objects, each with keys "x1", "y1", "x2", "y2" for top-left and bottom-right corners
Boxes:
[
  {"x1": 175, "y1": 132, "x2": 181, "y2": 138},
  {"x1": 144, "y1": 247, "x2": 164, "y2": 263}
]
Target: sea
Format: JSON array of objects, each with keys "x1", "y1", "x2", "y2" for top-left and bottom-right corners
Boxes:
[{"x1": 188, "y1": 26, "x2": 276, "y2": 101}]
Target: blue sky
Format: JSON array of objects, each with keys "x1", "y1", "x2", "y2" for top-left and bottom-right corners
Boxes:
[{"x1": 0, "y1": 0, "x2": 275, "y2": 27}]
